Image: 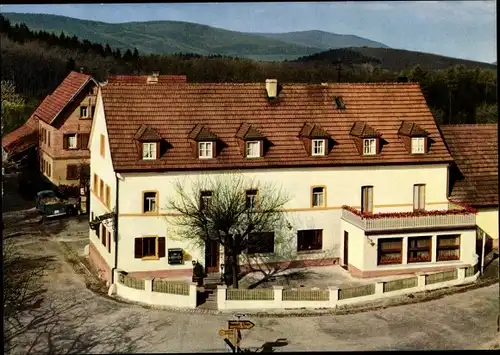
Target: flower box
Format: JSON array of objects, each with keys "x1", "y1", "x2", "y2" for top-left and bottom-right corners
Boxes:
[{"x1": 342, "y1": 204, "x2": 476, "y2": 220}]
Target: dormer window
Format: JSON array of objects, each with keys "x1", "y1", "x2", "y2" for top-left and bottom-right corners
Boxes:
[
  {"x1": 246, "y1": 141, "x2": 261, "y2": 158},
  {"x1": 142, "y1": 142, "x2": 157, "y2": 160},
  {"x1": 198, "y1": 141, "x2": 213, "y2": 159},
  {"x1": 335, "y1": 96, "x2": 346, "y2": 109},
  {"x1": 411, "y1": 137, "x2": 425, "y2": 154},
  {"x1": 312, "y1": 139, "x2": 325, "y2": 156},
  {"x1": 363, "y1": 138, "x2": 376, "y2": 155}
]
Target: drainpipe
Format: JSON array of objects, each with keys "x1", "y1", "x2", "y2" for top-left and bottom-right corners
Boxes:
[
  {"x1": 111, "y1": 173, "x2": 120, "y2": 284},
  {"x1": 480, "y1": 228, "x2": 486, "y2": 275}
]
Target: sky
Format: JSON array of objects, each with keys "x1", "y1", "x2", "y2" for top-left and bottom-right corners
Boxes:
[{"x1": 0, "y1": 1, "x2": 497, "y2": 63}]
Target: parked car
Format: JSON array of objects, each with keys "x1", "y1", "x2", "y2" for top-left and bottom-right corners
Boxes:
[{"x1": 35, "y1": 190, "x2": 79, "y2": 218}]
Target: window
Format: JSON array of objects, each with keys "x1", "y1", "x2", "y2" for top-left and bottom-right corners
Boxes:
[
  {"x1": 134, "y1": 236, "x2": 166, "y2": 259},
  {"x1": 413, "y1": 184, "x2": 426, "y2": 211},
  {"x1": 297, "y1": 229, "x2": 323, "y2": 251},
  {"x1": 246, "y1": 189, "x2": 258, "y2": 209},
  {"x1": 100, "y1": 134, "x2": 105, "y2": 157},
  {"x1": 47, "y1": 131, "x2": 51, "y2": 147},
  {"x1": 47, "y1": 163, "x2": 51, "y2": 177},
  {"x1": 311, "y1": 186, "x2": 325, "y2": 207},
  {"x1": 335, "y1": 96, "x2": 345, "y2": 109},
  {"x1": 361, "y1": 186, "x2": 373, "y2": 214},
  {"x1": 142, "y1": 142, "x2": 157, "y2": 160},
  {"x1": 411, "y1": 137, "x2": 425, "y2": 154},
  {"x1": 407, "y1": 236, "x2": 432, "y2": 263},
  {"x1": 245, "y1": 141, "x2": 260, "y2": 158},
  {"x1": 91, "y1": 105, "x2": 96, "y2": 118},
  {"x1": 200, "y1": 191, "x2": 213, "y2": 210},
  {"x1": 101, "y1": 225, "x2": 106, "y2": 247},
  {"x1": 107, "y1": 230, "x2": 112, "y2": 253},
  {"x1": 99, "y1": 179, "x2": 104, "y2": 200},
  {"x1": 80, "y1": 106, "x2": 89, "y2": 118},
  {"x1": 93, "y1": 174, "x2": 98, "y2": 193},
  {"x1": 105, "y1": 185, "x2": 111, "y2": 208},
  {"x1": 363, "y1": 138, "x2": 376, "y2": 155},
  {"x1": 143, "y1": 191, "x2": 158, "y2": 213},
  {"x1": 79, "y1": 134, "x2": 90, "y2": 150},
  {"x1": 436, "y1": 235, "x2": 460, "y2": 261},
  {"x1": 66, "y1": 164, "x2": 78, "y2": 180},
  {"x1": 312, "y1": 139, "x2": 325, "y2": 156},
  {"x1": 247, "y1": 232, "x2": 275, "y2": 254},
  {"x1": 64, "y1": 134, "x2": 77, "y2": 149},
  {"x1": 89, "y1": 87, "x2": 96, "y2": 95},
  {"x1": 198, "y1": 142, "x2": 213, "y2": 159},
  {"x1": 377, "y1": 238, "x2": 403, "y2": 265}
]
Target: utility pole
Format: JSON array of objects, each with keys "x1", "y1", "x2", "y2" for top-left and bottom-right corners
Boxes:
[{"x1": 336, "y1": 59, "x2": 342, "y2": 83}]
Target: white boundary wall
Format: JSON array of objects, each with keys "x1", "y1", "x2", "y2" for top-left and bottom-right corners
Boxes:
[
  {"x1": 216, "y1": 266, "x2": 480, "y2": 311},
  {"x1": 112, "y1": 269, "x2": 198, "y2": 309}
]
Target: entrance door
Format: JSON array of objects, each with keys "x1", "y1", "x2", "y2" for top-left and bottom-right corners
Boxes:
[
  {"x1": 205, "y1": 239, "x2": 219, "y2": 273},
  {"x1": 343, "y1": 231, "x2": 349, "y2": 266}
]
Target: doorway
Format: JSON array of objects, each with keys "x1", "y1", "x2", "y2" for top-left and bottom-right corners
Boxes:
[
  {"x1": 343, "y1": 231, "x2": 349, "y2": 267},
  {"x1": 204, "y1": 239, "x2": 219, "y2": 273}
]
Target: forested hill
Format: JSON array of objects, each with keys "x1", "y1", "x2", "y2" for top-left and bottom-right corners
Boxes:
[
  {"x1": 294, "y1": 47, "x2": 497, "y2": 71},
  {"x1": 0, "y1": 13, "x2": 497, "y2": 138},
  {"x1": 2, "y1": 12, "x2": 388, "y2": 61}
]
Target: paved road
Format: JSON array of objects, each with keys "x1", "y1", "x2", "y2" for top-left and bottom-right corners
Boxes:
[{"x1": 4, "y1": 208, "x2": 499, "y2": 354}]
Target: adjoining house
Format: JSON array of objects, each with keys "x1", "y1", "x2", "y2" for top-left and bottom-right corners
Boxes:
[
  {"x1": 88, "y1": 76, "x2": 479, "y2": 283},
  {"x1": 36, "y1": 71, "x2": 99, "y2": 187},
  {"x1": 2, "y1": 71, "x2": 99, "y2": 188},
  {"x1": 440, "y1": 124, "x2": 498, "y2": 251}
]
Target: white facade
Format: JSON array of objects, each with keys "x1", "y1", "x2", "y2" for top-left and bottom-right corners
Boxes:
[{"x1": 109, "y1": 163, "x2": 451, "y2": 275}]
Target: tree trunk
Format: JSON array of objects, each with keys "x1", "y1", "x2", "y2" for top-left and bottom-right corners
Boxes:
[{"x1": 231, "y1": 251, "x2": 239, "y2": 289}]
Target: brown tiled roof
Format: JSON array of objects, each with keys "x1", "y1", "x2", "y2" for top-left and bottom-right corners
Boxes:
[
  {"x1": 188, "y1": 124, "x2": 218, "y2": 141},
  {"x1": 349, "y1": 121, "x2": 381, "y2": 138},
  {"x1": 101, "y1": 82, "x2": 453, "y2": 171},
  {"x1": 34, "y1": 71, "x2": 93, "y2": 124},
  {"x1": 398, "y1": 121, "x2": 429, "y2": 137},
  {"x1": 299, "y1": 123, "x2": 330, "y2": 138},
  {"x1": 107, "y1": 75, "x2": 187, "y2": 84},
  {"x1": 235, "y1": 123, "x2": 266, "y2": 140},
  {"x1": 133, "y1": 124, "x2": 162, "y2": 141},
  {"x1": 2, "y1": 115, "x2": 39, "y2": 154},
  {"x1": 440, "y1": 124, "x2": 498, "y2": 207}
]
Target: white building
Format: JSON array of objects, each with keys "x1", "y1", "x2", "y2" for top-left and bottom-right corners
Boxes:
[{"x1": 88, "y1": 76, "x2": 478, "y2": 283}]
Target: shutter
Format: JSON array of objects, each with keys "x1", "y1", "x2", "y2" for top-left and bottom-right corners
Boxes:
[
  {"x1": 259, "y1": 140, "x2": 264, "y2": 157},
  {"x1": 77, "y1": 135, "x2": 82, "y2": 149},
  {"x1": 63, "y1": 135, "x2": 69, "y2": 149},
  {"x1": 134, "y1": 238, "x2": 143, "y2": 258},
  {"x1": 158, "y1": 237, "x2": 166, "y2": 258},
  {"x1": 82, "y1": 134, "x2": 90, "y2": 150},
  {"x1": 413, "y1": 185, "x2": 419, "y2": 210},
  {"x1": 156, "y1": 142, "x2": 160, "y2": 159},
  {"x1": 211, "y1": 141, "x2": 216, "y2": 158},
  {"x1": 107, "y1": 231, "x2": 111, "y2": 253},
  {"x1": 376, "y1": 138, "x2": 381, "y2": 154},
  {"x1": 423, "y1": 137, "x2": 428, "y2": 153}
]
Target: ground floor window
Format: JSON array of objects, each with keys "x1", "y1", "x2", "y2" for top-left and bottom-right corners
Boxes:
[
  {"x1": 134, "y1": 236, "x2": 166, "y2": 259},
  {"x1": 246, "y1": 232, "x2": 275, "y2": 254},
  {"x1": 436, "y1": 235, "x2": 460, "y2": 261},
  {"x1": 407, "y1": 236, "x2": 432, "y2": 263},
  {"x1": 297, "y1": 229, "x2": 323, "y2": 251},
  {"x1": 377, "y1": 238, "x2": 403, "y2": 265},
  {"x1": 101, "y1": 224, "x2": 106, "y2": 247}
]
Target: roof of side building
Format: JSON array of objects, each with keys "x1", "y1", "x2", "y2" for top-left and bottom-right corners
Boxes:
[{"x1": 440, "y1": 124, "x2": 498, "y2": 207}]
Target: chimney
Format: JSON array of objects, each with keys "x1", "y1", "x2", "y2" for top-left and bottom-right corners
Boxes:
[
  {"x1": 147, "y1": 71, "x2": 160, "y2": 84},
  {"x1": 80, "y1": 67, "x2": 85, "y2": 74},
  {"x1": 265, "y1": 79, "x2": 278, "y2": 98}
]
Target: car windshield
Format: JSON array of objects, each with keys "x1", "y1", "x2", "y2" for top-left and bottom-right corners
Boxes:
[{"x1": 39, "y1": 191, "x2": 56, "y2": 199}]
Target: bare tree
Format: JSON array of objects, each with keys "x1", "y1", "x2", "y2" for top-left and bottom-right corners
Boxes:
[{"x1": 167, "y1": 173, "x2": 290, "y2": 288}]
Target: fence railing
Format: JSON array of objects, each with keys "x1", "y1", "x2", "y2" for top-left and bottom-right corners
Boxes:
[
  {"x1": 383, "y1": 277, "x2": 418, "y2": 293},
  {"x1": 152, "y1": 280, "x2": 190, "y2": 295},
  {"x1": 282, "y1": 289, "x2": 329, "y2": 301},
  {"x1": 227, "y1": 288, "x2": 274, "y2": 301},
  {"x1": 341, "y1": 208, "x2": 476, "y2": 232},
  {"x1": 119, "y1": 273, "x2": 145, "y2": 290},
  {"x1": 338, "y1": 284, "x2": 375, "y2": 300},
  {"x1": 425, "y1": 269, "x2": 458, "y2": 285}
]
